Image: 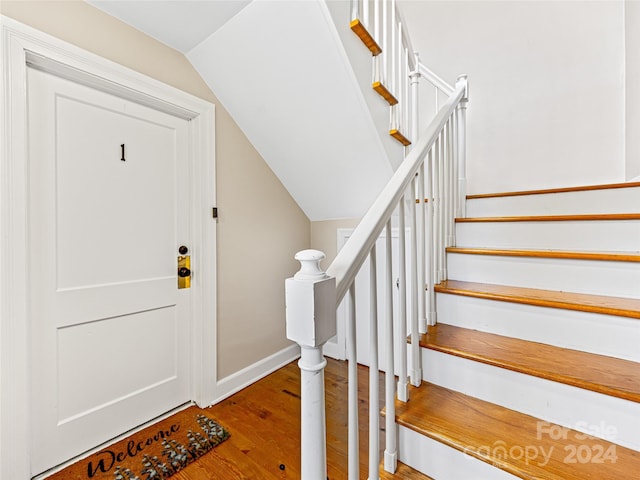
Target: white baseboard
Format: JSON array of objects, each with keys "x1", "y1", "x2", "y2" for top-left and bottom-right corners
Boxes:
[
  {"x1": 213, "y1": 343, "x2": 301, "y2": 405},
  {"x1": 323, "y1": 338, "x2": 345, "y2": 360}
]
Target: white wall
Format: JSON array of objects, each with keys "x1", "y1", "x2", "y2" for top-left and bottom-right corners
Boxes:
[
  {"x1": 399, "y1": 0, "x2": 625, "y2": 194},
  {"x1": 626, "y1": 0, "x2": 640, "y2": 181}
]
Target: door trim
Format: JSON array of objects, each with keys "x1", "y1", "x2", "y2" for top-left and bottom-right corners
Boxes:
[{"x1": 0, "y1": 16, "x2": 217, "y2": 479}]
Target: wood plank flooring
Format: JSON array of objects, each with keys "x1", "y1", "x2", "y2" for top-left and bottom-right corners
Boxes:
[{"x1": 169, "y1": 359, "x2": 431, "y2": 479}]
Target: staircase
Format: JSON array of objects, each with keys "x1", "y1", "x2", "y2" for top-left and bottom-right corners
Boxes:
[
  {"x1": 395, "y1": 181, "x2": 640, "y2": 479},
  {"x1": 283, "y1": 2, "x2": 640, "y2": 478}
]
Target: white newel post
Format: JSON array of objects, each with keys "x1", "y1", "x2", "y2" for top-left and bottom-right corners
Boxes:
[{"x1": 285, "y1": 250, "x2": 336, "y2": 480}]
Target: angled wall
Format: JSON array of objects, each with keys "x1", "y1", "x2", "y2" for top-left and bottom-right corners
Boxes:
[{"x1": 187, "y1": 0, "x2": 395, "y2": 221}]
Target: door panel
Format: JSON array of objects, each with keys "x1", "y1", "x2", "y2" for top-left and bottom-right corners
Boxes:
[
  {"x1": 54, "y1": 93, "x2": 176, "y2": 289},
  {"x1": 28, "y1": 67, "x2": 191, "y2": 475}
]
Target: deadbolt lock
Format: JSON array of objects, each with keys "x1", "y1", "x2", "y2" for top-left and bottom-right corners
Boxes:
[{"x1": 178, "y1": 246, "x2": 191, "y2": 289}]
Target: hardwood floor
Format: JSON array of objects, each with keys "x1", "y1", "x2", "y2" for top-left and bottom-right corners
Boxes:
[{"x1": 171, "y1": 359, "x2": 430, "y2": 479}]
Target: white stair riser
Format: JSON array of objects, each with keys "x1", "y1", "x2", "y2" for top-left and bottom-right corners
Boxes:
[
  {"x1": 446, "y1": 253, "x2": 640, "y2": 299},
  {"x1": 436, "y1": 293, "x2": 640, "y2": 362},
  {"x1": 398, "y1": 426, "x2": 520, "y2": 480},
  {"x1": 420, "y1": 349, "x2": 640, "y2": 451},
  {"x1": 455, "y1": 220, "x2": 640, "y2": 252},
  {"x1": 466, "y1": 187, "x2": 640, "y2": 217}
]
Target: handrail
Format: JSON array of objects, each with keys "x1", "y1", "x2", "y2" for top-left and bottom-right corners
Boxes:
[
  {"x1": 326, "y1": 78, "x2": 466, "y2": 305},
  {"x1": 395, "y1": 6, "x2": 416, "y2": 71},
  {"x1": 417, "y1": 62, "x2": 454, "y2": 96},
  {"x1": 287, "y1": 3, "x2": 470, "y2": 479}
]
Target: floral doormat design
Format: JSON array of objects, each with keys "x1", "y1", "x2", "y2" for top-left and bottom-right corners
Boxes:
[{"x1": 46, "y1": 406, "x2": 230, "y2": 480}]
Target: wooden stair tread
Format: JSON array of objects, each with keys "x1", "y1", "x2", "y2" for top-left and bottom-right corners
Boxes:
[
  {"x1": 419, "y1": 324, "x2": 640, "y2": 403},
  {"x1": 372, "y1": 81, "x2": 399, "y2": 105},
  {"x1": 446, "y1": 247, "x2": 640, "y2": 263},
  {"x1": 456, "y1": 213, "x2": 640, "y2": 222},
  {"x1": 350, "y1": 19, "x2": 382, "y2": 55},
  {"x1": 390, "y1": 129, "x2": 411, "y2": 146},
  {"x1": 467, "y1": 181, "x2": 640, "y2": 200},
  {"x1": 394, "y1": 381, "x2": 640, "y2": 480},
  {"x1": 435, "y1": 280, "x2": 640, "y2": 319}
]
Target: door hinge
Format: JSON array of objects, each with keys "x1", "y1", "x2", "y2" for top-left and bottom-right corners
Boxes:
[{"x1": 212, "y1": 207, "x2": 218, "y2": 219}]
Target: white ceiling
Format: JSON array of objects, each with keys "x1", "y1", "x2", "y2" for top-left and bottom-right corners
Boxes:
[{"x1": 87, "y1": 0, "x2": 251, "y2": 53}]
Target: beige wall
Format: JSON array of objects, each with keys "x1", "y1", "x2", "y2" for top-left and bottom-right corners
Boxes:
[{"x1": 0, "y1": 0, "x2": 310, "y2": 379}]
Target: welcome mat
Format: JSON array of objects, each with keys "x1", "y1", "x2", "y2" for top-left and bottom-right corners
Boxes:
[{"x1": 46, "y1": 406, "x2": 230, "y2": 480}]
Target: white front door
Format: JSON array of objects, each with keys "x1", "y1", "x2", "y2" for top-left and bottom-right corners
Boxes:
[{"x1": 28, "y1": 67, "x2": 192, "y2": 475}]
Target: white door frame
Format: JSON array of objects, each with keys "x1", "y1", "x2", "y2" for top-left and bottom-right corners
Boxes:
[{"x1": 0, "y1": 16, "x2": 217, "y2": 479}]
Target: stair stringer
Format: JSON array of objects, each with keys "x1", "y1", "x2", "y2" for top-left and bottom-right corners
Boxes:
[{"x1": 324, "y1": 0, "x2": 406, "y2": 171}]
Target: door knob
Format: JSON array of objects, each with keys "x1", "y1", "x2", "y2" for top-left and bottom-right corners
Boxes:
[{"x1": 178, "y1": 267, "x2": 191, "y2": 277}]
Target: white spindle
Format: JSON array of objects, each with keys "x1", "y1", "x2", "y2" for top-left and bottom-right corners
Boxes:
[
  {"x1": 351, "y1": 0, "x2": 359, "y2": 22},
  {"x1": 443, "y1": 120, "x2": 452, "y2": 249},
  {"x1": 409, "y1": 177, "x2": 421, "y2": 387},
  {"x1": 426, "y1": 150, "x2": 436, "y2": 326},
  {"x1": 374, "y1": 0, "x2": 380, "y2": 44},
  {"x1": 447, "y1": 118, "x2": 455, "y2": 246},
  {"x1": 368, "y1": 248, "x2": 380, "y2": 480},
  {"x1": 452, "y1": 108, "x2": 460, "y2": 220},
  {"x1": 382, "y1": 0, "x2": 388, "y2": 87},
  {"x1": 362, "y1": 0, "x2": 369, "y2": 29},
  {"x1": 397, "y1": 22, "x2": 402, "y2": 115},
  {"x1": 390, "y1": 0, "x2": 397, "y2": 97},
  {"x1": 410, "y1": 65, "x2": 419, "y2": 145},
  {"x1": 396, "y1": 197, "x2": 409, "y2": 402},
  {"x1": 384, "y1": 220, "x2": 397, "y2": 473},
  {"x1": 438, "y1": 131, "x2": 446, "y2": 281},
  {"x1": 347, "y1": 282, "x2": 359, "y2": 480},
  {"x1": 432, "y1": 135, "x2": 441, "y2": 284},
  {"x1": 418, "y1": 163, "x2": 426, "y2": 333}
]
